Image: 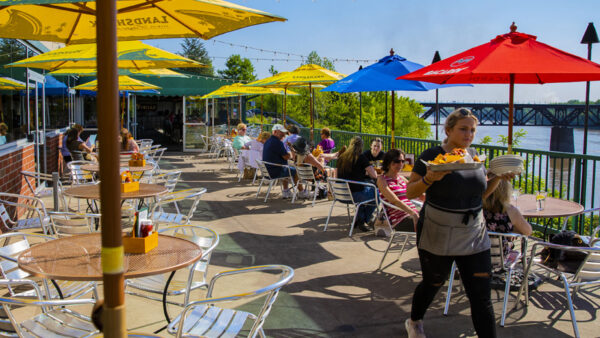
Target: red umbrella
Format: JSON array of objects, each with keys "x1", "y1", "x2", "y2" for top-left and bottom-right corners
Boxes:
[{"x1": 399, "y1": 22, "x2": 600, "y2": 152}]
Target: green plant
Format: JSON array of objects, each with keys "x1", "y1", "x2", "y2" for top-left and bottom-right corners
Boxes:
[
  {"x1": 479, "y1": 136, "x2": 493, "y2": 144},
  {"x1": 497, "y1": 128, "x2": 527, "y2": 146}
]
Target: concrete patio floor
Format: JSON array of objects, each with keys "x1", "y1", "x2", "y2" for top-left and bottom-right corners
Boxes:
[{"x1": 20, "y1": 152, "x2": 600, "y2": 337}]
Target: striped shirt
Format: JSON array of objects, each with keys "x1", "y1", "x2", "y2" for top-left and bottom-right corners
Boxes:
[{"x1": 379, "y1": 174, "x2": 417, "y2": 226}]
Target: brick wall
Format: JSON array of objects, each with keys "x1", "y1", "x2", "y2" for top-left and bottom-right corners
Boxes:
[
  {"x1": 0, "y1": 143, "x2": 36, "y2": 232},
  {"x1": 45, "y1": 133, "x2": 63, "y2": 175}
]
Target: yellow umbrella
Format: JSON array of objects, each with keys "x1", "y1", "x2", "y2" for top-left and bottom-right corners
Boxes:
[
  {"x1": 73, "y1": 76, "x2": 161, "y2": 91},
  {"x1": 0, "y1": 0, "x2": 286, "y2": 44},
  {"x1": 49, "y1": 68, "x2": 189, "y2": 78},
  {"x1": 247, "y1": 64, "x2": 345, "y2": 140},
  {"x1": 6, "y1": 40, "x2": 204, "y2": 71},
  {"x1": 0, "y1": 77, "x2": 26, "y2": 90}
]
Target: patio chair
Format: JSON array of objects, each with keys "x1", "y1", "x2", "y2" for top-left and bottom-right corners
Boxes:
[
  {"x1": 166, "y1": 265, "x2": 294, "y2": 338},
  {"x1": 0, "y1": 193, "x2": 51, "y2": 235},
  {"x1": 151, "y1": 188, "x2": 207, "y2": 227},
  {"x1": 48, "y1": 211, "x2": 100, "y2": 237},
  {"x1": 376, "y1": 199, "x2": 417, "y2": 271},
  {"x1": 255, "y1": 160, "x2": 298, "y2": 202},
  {"x1": 295, "y1": 163, "x2": 327, "y2": 207},
  {"x1": 0, "y1": 232, "x2": 98, "y2": 300},
  {"x1": 67, "y1": 160, "x2": 96, "y2": 185},
  {"x1": 125, "y1": 225, "x2": 219, "y2": 320},
  {"x1": 147, "y1": 169, "x2": 182, "y2": 193},
  {"x1": 561, "y1": 207, "x2": 600, "y2": 244},
  {"x1": 443, "y1": 231, "x2": 528, "y2": 327},
  {"x1": 514, "y1": 228, "x2": 600, "y2": 338},
  {"x1": 324, "y1": 178, "x2": 378, "y2": 236},
  {"x1": 0, "y1": 280, "x2": 98, "y2": 338}
]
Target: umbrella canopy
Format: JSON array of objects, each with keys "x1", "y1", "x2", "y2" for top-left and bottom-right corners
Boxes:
[
  {"x1": 72, "y1": 75, "x2": 161, "y2": 91},
  {"x1": 0, "y1": 76, "x2": 25, "y2": 90},
  {"x1": 49, "y1": 68, "x2": 189, "y2": 78},
  {"x1": 198, "y1": 83, "x2": 298, "y2": 99},
  {"x1": 400, "y1": 23, "x2": 600, "y2": 151},
  {"x1": 0, "y1": 0, "x2": 286, "y2": 44},
  {"x1": 6, "y1": 40, "x2": 204, "y2": 71}
]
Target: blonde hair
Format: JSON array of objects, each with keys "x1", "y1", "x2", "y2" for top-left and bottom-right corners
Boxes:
[
  {"x1": 444, "y1": 108, "x2": 479, "y2": 144},
  {"x1": 257, "y1": 131, "x2": 271, "y2": 142},
  {"x1": 483, "y1": 180, "x2": 512, "y2": 214},
  {"x1": 237, "y1": 123, "x2": 247, "y2": 130},
  {"x1": 337, "y1": 136, "x2": 364, "y2": 176}
]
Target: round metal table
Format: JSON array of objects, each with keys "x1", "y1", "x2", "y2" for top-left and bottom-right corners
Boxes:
[
  {"x1": 515, "y1": 194, "x2": 584, "y2": 218},
  {"x1": 63, "y1": 183, "x2": 167, "y2": 201},
  {"x1": 81, "y1": 163, "x2": 155, "y2": 173}
]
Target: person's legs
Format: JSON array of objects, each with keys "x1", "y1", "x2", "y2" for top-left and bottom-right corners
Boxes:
[
  {"x1": 353, "y1": 186, "x2": 376, "y2": 223},
  {"x1": 411, "y1": 249, "x2": 454, "y2": 320},
  {"x1": 455, "y1": 250, "x2": 496, "y2": 338}
]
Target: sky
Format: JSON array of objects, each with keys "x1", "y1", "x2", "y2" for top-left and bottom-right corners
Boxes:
[{"x1": 146, "y1": 0, "x2": 600, "y2": 104}]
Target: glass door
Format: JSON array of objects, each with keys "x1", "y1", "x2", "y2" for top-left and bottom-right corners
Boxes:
[
  {"x1": 26, "y1": 70, "x2": 46, "y2": 185},
  {"x1": 183, "y1": 96, "x2": 209, "y2": 152}
]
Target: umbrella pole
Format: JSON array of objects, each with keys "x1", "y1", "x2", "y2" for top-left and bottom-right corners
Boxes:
[
  {"x1": 391, "y1": 90, "x2": 395, "y2": 148},
  {"x1": 359, "y1": 92, "x2": 362, "y2": 133},
  {"x1": 261, "y1": 95, "x2": 264, "y2": 132},
  {"x1": 508, "y1": 74, "x2": 515, "y2": 154},
  {"x1": 283, "y1": 87, "x2": 287, "y2": 125},
  {"x1": 435, "y1": 89, "x2": 439, "y2": 141},
  {"x1": 238, "y1": 95, "x2": 242, "y2": 123},
  {"x1": 96, "y1": 0, "x2": 126, "y2": 336},
  {"x1": 310, "y1": 83, "x2": 314, "y2": 142},
  {"x1": 385, "y1": 92, "x2": 388, "y2": 136},
  {"x1": 226, "y1": 98, "x2": 230, "y2": 135}
]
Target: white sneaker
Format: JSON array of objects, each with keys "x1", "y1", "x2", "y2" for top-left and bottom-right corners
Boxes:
[
  {"x1": 405, "y1": 319, "x2": 426, "y2": 338},
  {"x1": 299, "y1": 189, "x2": 311, "y2": 199},
  {"x1": 281, "y1": 189, "x2": 292, "y2": 199}
]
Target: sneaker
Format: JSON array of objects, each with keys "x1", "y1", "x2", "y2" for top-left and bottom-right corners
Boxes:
[
  {"x1": 299, "y1": 189, "x2": 311, "y2": 199},
  {"x1": 281, "y1": 189, "x2": 292, "y2": 199},
  {"x1": 354, "y1": 221, "x2": 372, "y2": 232},
  {"x1": 405, "y1": 319, "x2": 426, "y2": 338}
]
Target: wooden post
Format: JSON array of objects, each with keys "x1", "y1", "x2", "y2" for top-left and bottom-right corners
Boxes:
[
  {"x1": 391, "y1": 90, "x2": 395, "y2": 148},
  {"x1": 508, "y1": 74, "x2": 515, "y2": 154},
  {"x1": 96, "y1": 0, "x2": 126, "y2": 336}
]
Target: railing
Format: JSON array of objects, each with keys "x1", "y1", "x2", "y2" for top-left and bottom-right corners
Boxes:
[{"x1": 254, "y1": 123, "x2": 600, "y2": 236}]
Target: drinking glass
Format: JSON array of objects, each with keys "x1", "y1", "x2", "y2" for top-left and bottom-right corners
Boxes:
[
  {"x1": 536, "y1": 191, "x2": 547, "y2": 211},
  {"x1": 512, "y1": 188, "x2": 521, "y2": 207}
]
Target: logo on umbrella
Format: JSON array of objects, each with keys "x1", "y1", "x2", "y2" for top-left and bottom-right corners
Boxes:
[{"x1": 450, "y1": 56, "x2": 475, "y2": 68}]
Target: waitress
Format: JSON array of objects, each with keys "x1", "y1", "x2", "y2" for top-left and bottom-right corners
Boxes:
[{"x1": 404, "y1": 108, "x2": 513, "y2": 338}]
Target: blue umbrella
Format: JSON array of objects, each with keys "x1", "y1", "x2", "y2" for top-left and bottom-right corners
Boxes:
[{"x1": 323, "y1": 49, "x2": 467, "y2": 145}]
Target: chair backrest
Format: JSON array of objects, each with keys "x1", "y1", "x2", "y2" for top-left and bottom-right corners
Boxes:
[
  {"x1": 256, "y1": 160, "x2": 273, "y2": 180},
  {"x1": 296, "y1": 164, "x2": 315, "y2": 182},
  {"x1": 327, "y1": 178, "x2": 354, "y2": 204},
  {"x1": 153, "y1": 170, "x2": 182, "y2": 193},
  {"x1": 67, "y1": 160, "x2": 95, "y2": 185},
  {"x1": 152, "y1": 188, "x2": 207, "y2": 225},
  {"x1": 0, "y1": 203, "x2": 13, "y2": 229},
  {"x1": 159, "y1": 225, "x2": 219, "y2": 278},
  {"x1": 49, "y1": 212, "x2": 98, "y2": 237}
]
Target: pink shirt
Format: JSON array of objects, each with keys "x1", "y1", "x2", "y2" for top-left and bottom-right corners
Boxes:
[{"x1": 379, "y1": 174, "x2": 417, "y2": 226}]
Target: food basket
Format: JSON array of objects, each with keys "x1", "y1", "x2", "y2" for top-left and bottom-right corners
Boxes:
[{"x1": 128, "y1": 153, "x2": 146, "y2": 167}]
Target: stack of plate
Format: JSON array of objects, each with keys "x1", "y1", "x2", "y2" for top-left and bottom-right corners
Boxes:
[{"x1": 489, "y1": 154, "x2": 524, "y2": 175}]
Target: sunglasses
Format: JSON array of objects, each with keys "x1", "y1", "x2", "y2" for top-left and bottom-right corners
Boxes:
[
  {"x1": 458, "y1": 108, "x2": 471, "y2": 116},
  {"x1": 239, "y1": 128, "x2": 247, "y2": 131}
]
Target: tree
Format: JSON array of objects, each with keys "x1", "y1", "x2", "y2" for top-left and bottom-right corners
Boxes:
[
  {"x1": 178, "y1": 38, "x2": 214, "y2": 76},
  {"x1": 217, "y1": 54, "x2": 257, "y2": 82},
  {"x1": 268, "y1": 65, "x2": 278, "y2": 76},
  {"x1": 303, "y1": 51, "x2": 335, "y2": 71}
]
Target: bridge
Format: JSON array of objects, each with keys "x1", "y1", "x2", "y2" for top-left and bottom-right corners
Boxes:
[{"x1": 420, "y1": 103, "x2": 600, "y2": 127}]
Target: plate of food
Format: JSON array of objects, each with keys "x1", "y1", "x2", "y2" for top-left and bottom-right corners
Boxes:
[{"x1": 422, "y1": 148, "x2": 485, "y2": 172}]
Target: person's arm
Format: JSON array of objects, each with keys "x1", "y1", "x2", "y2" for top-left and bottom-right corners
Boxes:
[
  {"x1": 304, "y1": 153, "x2": 325, "y2": 172},
  {"x1": 366, "y1": 166, "x2": 377, "y2": 179},
  {"x1": 78, "y1": 142, "x2": 93, "y2": 153},
  {"x1": 377, "y1": 176, "x2": 418, "y2": 215},
  {"x1": 483, "y1": 172, "x2": 516, "y2": 199},
  {"x1": 129, "y1": 139, "x2": 140, "y2": 153},
  {"x1": 506, "y1": 204, "x2": 533, "y2": 236}
]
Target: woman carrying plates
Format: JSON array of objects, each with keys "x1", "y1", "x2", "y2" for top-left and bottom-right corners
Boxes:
[{"x1": 404, "y1": 108, "x2": 515, "y2": 338}]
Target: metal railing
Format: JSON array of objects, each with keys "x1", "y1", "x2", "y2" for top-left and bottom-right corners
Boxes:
[{"x1": 254, "y1": 123, "x2": 600, "y2": 236}]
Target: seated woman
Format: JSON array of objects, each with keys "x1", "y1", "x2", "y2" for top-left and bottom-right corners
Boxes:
[
  {"x1": 377, "y1": 149, "x2": 420, "y2": 234},
  {"x1": 120, "y1": 128, "x2": 139, "y2": 153},
  {"x1": 318, "y1": 127, "x2": 335, "y2": 153},
  {"x1": 336, "y1": 136, "x2": 378, "y2": 232},
  {"x1": 66, "y1": 127, "x2": 94, "y2": 161},
  {"x1": 290, "y1": 137, "x2": 325, "y2": 173},
  {"x1": 483, "y1": 180, "x2": 532, "y2": 253},
  {"x1": 232, "y1": 123, "x2": 251, "y2": 151},
  {"x1": 238, "y1": 131, "x2": 270, "y2": 174}
]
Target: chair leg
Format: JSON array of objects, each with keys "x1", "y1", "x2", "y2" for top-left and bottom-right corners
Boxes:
[
  {"x1": 256, "y1": 179, "x2": 264, "y2": 198},
  {"x1": 444, "y1": 261, "x2": 457, "y2": 316},
  {"x1": 311, "y1": 183, "x2": 318, "y2": 207},
  {"x1": 560, "y1": 275, "x2": 580, "y2": 338},
  {"x1": 265, "y1": 181, "x2": 274, "y2": 202},
  {"x1": 324, "y1": 201, "x2": 336, "y2": 231},
  {"x1": 378, "y1": 233, "x2": 396, "y2": 270},
  {"x1": 501, "y1": 268, "x2": 513, "y2": 327},
  {"x1": 349, "y1": 207, "x2": 360, "y2": 237}
]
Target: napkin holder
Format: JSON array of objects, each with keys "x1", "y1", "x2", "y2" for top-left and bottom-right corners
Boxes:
[
  {"x1": 123, "y1": 231, "x2": 158, "y2": 254},
  {"x1": 120, "y1": 171, "x2": 139, "y2": 193}
]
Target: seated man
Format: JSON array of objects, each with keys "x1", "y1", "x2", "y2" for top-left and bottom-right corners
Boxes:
[{"x1": 262, "y1": 124, "x2": 302, "y2": 199}]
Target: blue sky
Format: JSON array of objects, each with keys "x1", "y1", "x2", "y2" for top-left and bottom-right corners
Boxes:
[{"x1": 147, "y1": 0, "x2": 600, "y2": 103}]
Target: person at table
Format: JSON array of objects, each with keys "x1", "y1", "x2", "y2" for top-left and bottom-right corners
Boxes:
[
  {"x1": 290, "y1": 137, "x2": 326, "y2": 200},
  {"x1": 318, "y1": 127, "x2": 335, "y2": 153},
  {"x1": 364, "y1": 138, "x2": 384, "y2": 164},
  {"x1": 262, "y1": 124, "x2": 302, "y2": 199},
  {"x1": 283, "y1": 124, "x2": 301, "y2": 152},
  {"x1": 0, "y1": 122, "x2": 8, "y2": 145},
  {"x1": 66, "y1": 127, "x2": 94, "y2": 161},
  {"x1": 238, "y1": 131, "x2": 270, "y2": 173},
  {"x1": 405, "y1": 108, "x2": 515, "y2": 338},
  {"x1": 377, "y1": 149, "x2": 419, "y2": 234},
  {"x1": 120, "y1": 128, "x2": 139, "y2": 153},
  {"x1": 336, "y1": 136, "x2": 378, "y2": 232},
  {"x1": 232, "y1": 123, "x2": 251, "y2": 151},
  {"x1": 60, "y1": 124, "x2": 83, "y2": 163},
  {"x1": 483, "y1": 179, "x2": 532, "y2": 253}
]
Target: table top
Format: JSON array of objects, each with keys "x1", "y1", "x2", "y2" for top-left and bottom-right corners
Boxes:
[
  {"x1": 17, "y1": 233, "x2": 203, "y2": 281},
  {"x1": 515, "y1": 194, "x2": 584, "y2": 218},
  {"x1": 81, "y1": 163, "x2": 154, "y2": 173},
  {"x1": 63, "y1": 183, "x2": 167, "y2": 200}
]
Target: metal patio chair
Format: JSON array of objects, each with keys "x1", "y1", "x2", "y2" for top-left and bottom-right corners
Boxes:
[
  {"x1": 324, "y1": 178, "x2": 378, "y2": 236},
  {"x1": 255, "y1": 160, "x2": 298, "y2": 202},
  {"x1": 0, "y1": 193, "x2": 51, "y2": 235},
  {"x1": 0, "y1": 280, "x2": 98, "y2": 338},
  {"x1": 295, "y1": 163, "x2": 327, "y2": 207},
  {"x1": 443, "y1": 231, "x2": 528, "y2": 327},
  {"x1": 151, "y1": 188, "x2": 207, "y2": 227},
  {"x1": 48, "y1": 211, "x2": 100, "y2": 237},
  {"x1": 166, "y1": 265, "x2": 294, "y2": 338},
  {"x1": 514, "y1": 227, "x2": 600, "y2": 338},
  {"x1": 376, "y1": 199, "x2": 417, "y2": 271}
]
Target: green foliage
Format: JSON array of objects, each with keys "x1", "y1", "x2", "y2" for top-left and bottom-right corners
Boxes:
[
  {"x1": 303, "y1": 51, "x2": 335, "y2": 71},
  {"x1": 0, "y1": 39, "x2": 26, "y2": 75},
  {"x1": 497, "y1": 128, "x2": 527, "y2": 146},
  {"x1": 217, "y1": 54, "x2": 257, "y2": 82},
  {"x1": 178, "y1": 38, "x2": 214, "y2": 76},
  {"x1": 268, "y1": 65, "x2": 278, "y2": 76},
  {"x1": 479, "y1": 136, "x2": 493, "y2": 144}
]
